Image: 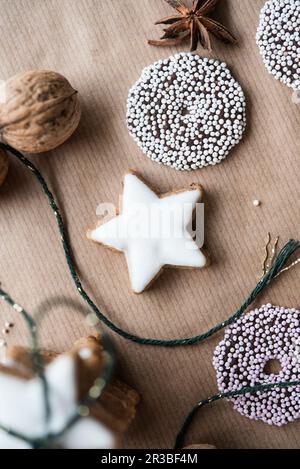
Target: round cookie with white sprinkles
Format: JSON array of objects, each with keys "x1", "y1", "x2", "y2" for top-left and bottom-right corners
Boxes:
[
  {"x1": 213, "y1": 304, "x2": 300, "y2": 426},
  {"x1": 256, "y1": 0, "x2": 300, "y2": 91},
  {"x1": 127, "y1": 53, "x2": 246, "y2": 171}
]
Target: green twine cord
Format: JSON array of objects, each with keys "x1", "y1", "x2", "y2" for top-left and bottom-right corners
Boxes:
[
  {"x1": 2, "y1": 145, "x2": 300, "y2": 449},
  {"x1": 174, "y1": 379, "x2": 300, "y2": 449},
  {"x1": 1, "y1": 142, "x2": 300, "y2": 347},
  {"x1": 0, "y1": 286, "x2": 115, "y2": 448}
]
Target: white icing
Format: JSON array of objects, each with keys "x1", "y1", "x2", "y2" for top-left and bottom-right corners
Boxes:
[
  {"x1": 90, "y1": 173, "x2": 207, "y2": 293},
  {"x1": 0, "y1": 355, "x2": 115, "y2": 449},
  {"x1": 60, "y1": 417, "x2": 114, "y2": 449},
  {"x1": 78, "y1": 348, "x2": 93, "y2": 359}
]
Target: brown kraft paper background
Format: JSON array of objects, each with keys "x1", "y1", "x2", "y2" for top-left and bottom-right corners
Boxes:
[{"x1": 0, "y1": 0, "x2": 299, "y2": 448}]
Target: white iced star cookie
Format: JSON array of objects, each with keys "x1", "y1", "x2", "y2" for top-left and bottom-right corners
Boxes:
[
  {"x1": 87, "y1": 172, "x2": 208, "y2": 293},
  {"x1": 0, "y1": 355, "x2": 114, "y2": 449},
  {"x1": 0, "y1": 336, "x2": 139, "y2": 448}
]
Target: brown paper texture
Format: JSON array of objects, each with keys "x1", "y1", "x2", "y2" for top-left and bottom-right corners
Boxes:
[{"x1": 0, "y1": 0, "x2": 299, "y2": 448}]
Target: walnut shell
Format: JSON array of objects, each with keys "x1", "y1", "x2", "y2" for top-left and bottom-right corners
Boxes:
[
  {"x1": 0, "y1": 148, "x2": 8, "y2": 186},
  {"x1": 0, "y1": 70, "x2": 81, "y2": 153}
]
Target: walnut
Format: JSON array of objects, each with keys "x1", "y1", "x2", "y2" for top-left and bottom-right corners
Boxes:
[
  {"x1": 0, "y1": 148, "x2": 8, "y2": 186},
  {"x1": 0, "y1": 70, "x2": 81, "y2": 153}
]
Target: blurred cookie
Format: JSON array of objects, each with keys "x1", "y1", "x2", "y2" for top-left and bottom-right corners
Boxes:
[{"x1": 4, "y1": 335, "x2": 140, "y2": 435}]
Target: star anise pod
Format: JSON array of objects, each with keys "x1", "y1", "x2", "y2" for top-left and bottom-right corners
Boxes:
[{"x1": 148, "y1": 0, "x2": 237, "y2": 52}]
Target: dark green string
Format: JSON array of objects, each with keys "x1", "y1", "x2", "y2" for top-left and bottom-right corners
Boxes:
[
  {"x1": 1, "y1": 142, "x2": 299, "y2": 347},
  {"x1": 1, "y1": 145, "x2": 300, "y2": 448},
  {"x1": 0, "y1": 286, "x2": 115, "y2": 448},
  {"x1": 175, "y1": 379, "x2": 300, "y2": 449}
]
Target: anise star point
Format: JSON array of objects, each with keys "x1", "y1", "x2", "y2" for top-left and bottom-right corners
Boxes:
[{"x1": 148, "y1": 0, "x2": 237, "y2": 52}]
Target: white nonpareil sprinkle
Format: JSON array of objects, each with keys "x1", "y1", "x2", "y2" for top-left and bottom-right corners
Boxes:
[
  {"x1": 126, "y1": 53, "x2": 247, "y2": 171},
  {"x1": 256, "y1": 0, "x2": 300, "y2": 91}
]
